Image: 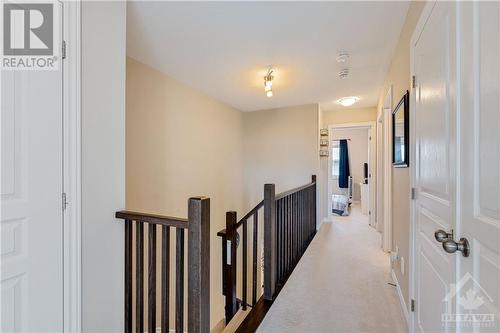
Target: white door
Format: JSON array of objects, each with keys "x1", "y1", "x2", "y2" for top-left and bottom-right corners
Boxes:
[
  {"x1": 413, "y1": 1, "x2": 457, "y2": 332},
  {"x1": 1, "y1": 35, "x2": 64, "y2": 333},
  {"x1": 455, "y1": 2, "x2": 500, "y2": 331},
  {"x1": 413, "y1": 1, "x2": 500, "y2": 332}
]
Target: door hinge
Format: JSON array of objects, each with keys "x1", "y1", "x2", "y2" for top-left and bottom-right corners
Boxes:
[
  {"x1": 412, "y1": 75, "x2": 416, "y2": 89},
  {"x1": 62, "y1": 192, "x2": 69, "y2": 211},
  {"x1": 62, "y1": 40, "x2": 67, "y2": 59},
  {"x1": 411, "y1": 187, "x2": 417, "y2": 200},
  {"x1": 411, "y1": 299, "x2": 416, "y2": 312}
]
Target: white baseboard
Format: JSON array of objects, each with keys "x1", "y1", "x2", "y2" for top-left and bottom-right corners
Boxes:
[{"x1": 391, "y1": 269, "x2": 409, "y2": 327}]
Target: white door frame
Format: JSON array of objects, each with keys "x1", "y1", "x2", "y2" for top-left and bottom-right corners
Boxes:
[
  {"x1": 375, "y1": 111, "x2": 384, "y2": 234},
  {"x1": 409, "y1": 2, "x2": 438, "y2": 332},
  {"x1": 327, "y1": 122, "x2": 376, "y2": 227},
  {"x1": 381, "y1": 87, "x2": 393, "y2": 252},
  {"x1": 62, "y1": 1, "x2": 82, "y2": 331}
]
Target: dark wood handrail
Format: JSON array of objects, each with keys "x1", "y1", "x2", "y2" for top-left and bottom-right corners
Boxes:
[
  {"x1": 115, "y1": 210, "x2": 188, "y2": 228},
  {"x1": 274, "y1": 181, "x2": 315, "y2": 200},
  {"x1": 216, "y1": 199, "x2": 263, "y2": 236},
  {"x1": 235, "y1": 200, "x2": 264, "y2": 228}
]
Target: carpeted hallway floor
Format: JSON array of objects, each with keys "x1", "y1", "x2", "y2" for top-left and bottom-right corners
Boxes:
[{"x1": 257, "y1": 205, "x2": 407, "y2": 333}]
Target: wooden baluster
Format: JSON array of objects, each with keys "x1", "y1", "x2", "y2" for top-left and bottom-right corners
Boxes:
[
  {"x1": 297, "y1": 191, "x2": 304, "y2": 256},
  {"x1": 148, "y1": 224, "x2": 157, "y2": 333},
  {"x1": 252, "y1": 212, "x2": 258, "y2": 306},
  {"x1": 264, "y1": 184, "x2": 276, "y2": 301},
  {"x1": 242, "y1": 219, "x2": 248, "y2": 310},
  {"x1": 161, "y1": 225, "x2": 170, "y2": 333},
  {"x1": 225, "y1": 211, "x2": 238, "y2": 322},
  {"x1": 136, "y1": 221, "x2": 144, "y2": 333},
  {"x1": 276, "y1": 199, "x2": 281, "y2": 283},
  {"x1": 287, "y1": 195, "x2": 291, "y2": 274},
  {"x1": 289, "y1": 195, "x2": 293, "y2": 267},
  {"x1": 280, "y1": 199, "x2": 284, "y2": 282},
  {"x1": 188, "y1": 197, "x2": 210, "y2": 333},
  {"x1": 292, "y1": 193, "x2": 299, "y2": 266},
  {"x1": 284, "y1": 197, "x2": 288, "y2": 275},
  {"x1": 175, "y1": 228, "x2": 184, "y2": 333},
  {"x1": 312, "y1": 175, "x2": 317, "y2": 238},
  {"x1": 125, "y1": 220, "x2": 133, "y2": 333}
]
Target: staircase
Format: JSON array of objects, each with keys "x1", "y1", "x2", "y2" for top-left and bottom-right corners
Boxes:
[
  {"x1": 217, "y1": 175, "x2": 318, "y2": 332},
  {"x1": 115, "y1": 175, "x2": 318, "y2": 333}
]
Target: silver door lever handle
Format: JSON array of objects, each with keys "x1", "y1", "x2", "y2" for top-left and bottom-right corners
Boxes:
[{"x1": 434, "y1": 229, "x2": 453, "y2": 243}]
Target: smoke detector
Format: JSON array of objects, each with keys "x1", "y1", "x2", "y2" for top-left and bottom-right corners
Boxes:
[
  {"x1": 338, "y1": 69, "x2": 349, "y2": 80},
  {"x1": 336, "y1": 52, "x2": 350, "y2": 64}
]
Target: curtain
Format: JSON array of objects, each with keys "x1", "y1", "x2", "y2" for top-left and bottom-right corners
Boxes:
[{"x1": 338, "y1": 139, "x2": 350, "y2": 188}]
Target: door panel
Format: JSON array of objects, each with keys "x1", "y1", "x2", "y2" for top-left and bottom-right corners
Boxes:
[
  {"x1": 414, "y1": 2, "x2": 456, "y2": 332},
  {"x1": 459, "y1": 2, "x2": 500, "y2": 332},
  {"x1": 1, "y1": 53, "x2": 63, "y2": 333}
]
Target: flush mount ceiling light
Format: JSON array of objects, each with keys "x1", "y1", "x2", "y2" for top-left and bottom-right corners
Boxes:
[
  {"x1": 337, "y1": 96, "x2": 360, "y2": 107},
  {"x1": 264, "y1": 68, "x2": 274, "y2": 98},
  {"x1": 336, "y1": 52, "x2": 350, "y2": 64}
]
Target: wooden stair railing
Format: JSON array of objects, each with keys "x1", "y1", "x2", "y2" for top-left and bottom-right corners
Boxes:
[
  {"x1": 217, "y1": 200, "x2": 264, "y2": 323},
  {"x1": 264, "y1": 175, "x2": 317, "y2": 301},
  {"x1": 217, "y1": 175, "x2": 317, "y2": 328},
  {"x1": 116, "y1": 197, "x2": 210, "y2": 333}
]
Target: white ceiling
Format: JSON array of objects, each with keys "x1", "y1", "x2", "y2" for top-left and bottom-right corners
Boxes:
[{"x1": 127, "y1": 1, "x2": 409, "y2": 112}]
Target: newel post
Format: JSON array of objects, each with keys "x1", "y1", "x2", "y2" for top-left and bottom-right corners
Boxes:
[
  {"x1": 188, "y1": 197, "x2": 210, "y2": 333},
  {"x1": 264, "y1": 183, "x2": 276, "y2": 301},
  {"x1": 224, "y1": 211, "x2": 238, "y2": 323}
]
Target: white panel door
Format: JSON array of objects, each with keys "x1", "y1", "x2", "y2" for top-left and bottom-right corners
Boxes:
[
  {"x1": 455, "y1": 2, "x2": 500, "y2": 332},
  {"x1": 413, "y1": 2, "x2": 457, "y2": 332},
  {"x1": 0, "y1": 42, "x2": 63, "y2": 333}
]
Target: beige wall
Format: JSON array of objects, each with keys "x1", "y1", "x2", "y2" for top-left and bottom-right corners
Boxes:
[
  {"x1": 331, "y1": 128, "x2": 369, "y2": 201},
  {"x1": 126, "y1": 58, "x2": 245, "y2": 329},
  {"x1": 321, "y1": 107, "x2": 377, "y2": 127},
  {"x1": 242, "y1": 104, "x2": 320, "y2": 208},
  {"x1": 376, "y1": 0, "x2": 425, "y2": 312}
]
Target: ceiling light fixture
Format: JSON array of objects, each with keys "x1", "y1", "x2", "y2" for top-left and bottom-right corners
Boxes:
[
  {"x1": 264, "y1": 68, "x2": 274, "y2": 98},
  {"x1": 337, "y1": 96, "x2": 360, "y2": 107}
]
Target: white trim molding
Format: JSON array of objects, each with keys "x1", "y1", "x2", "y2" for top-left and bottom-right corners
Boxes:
[
  {"x1": 327, "y1": 121, "x2": 377, "y2": 227},
  {"x1": 408, "y1": 2, "x2": 437, "y2": 333},
  {"x1": 62, "y1": 1, "x2": 82, "y2": 331},
  {"x1": 382, "y1": 86, "x2": 393, "y2": 253},
  {"x1": 392, "y1": 269, "x2": 409, "y2": 327}
]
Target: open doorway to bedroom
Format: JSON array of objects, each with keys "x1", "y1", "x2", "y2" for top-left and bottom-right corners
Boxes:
[{"x1": 327, "y1": 122, "x2": 376, "y2": 228}]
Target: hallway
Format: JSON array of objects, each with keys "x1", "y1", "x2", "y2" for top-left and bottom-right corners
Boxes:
[{"x1": 257, "y1": 206, "x2": 406, "y2": 332}]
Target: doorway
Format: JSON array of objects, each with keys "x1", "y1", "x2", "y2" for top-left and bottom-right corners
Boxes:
[
  {"x1": 327, "y1": 122, "x2": 376, "y2": 227},
  {"x1": 410, "y1": 1, "x2": 500, "y2": 331},
  {"x1": 0, "y1": 2, "x2": 81, "y2": 331}
]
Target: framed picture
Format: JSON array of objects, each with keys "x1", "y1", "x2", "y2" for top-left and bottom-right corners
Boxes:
[{"x1": 392, "y1": 90, "x2": 409, "y2": 167}]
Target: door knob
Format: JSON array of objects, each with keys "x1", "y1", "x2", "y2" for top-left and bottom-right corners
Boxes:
[
  {"x1": 434, "y1": 229, "x2": 453, "y2": 243},
  {"x1": 442, "y1": 238, "x2": 470, "y2": 257}
]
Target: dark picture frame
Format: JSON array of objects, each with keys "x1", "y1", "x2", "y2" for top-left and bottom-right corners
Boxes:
[{"x1": 392, "y1": 90, "x2": 409, "y2": 167}]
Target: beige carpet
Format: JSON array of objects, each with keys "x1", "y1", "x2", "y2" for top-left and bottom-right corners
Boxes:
[{"x1": 257, "y1": 205, "x2": 407, "y2": 333}]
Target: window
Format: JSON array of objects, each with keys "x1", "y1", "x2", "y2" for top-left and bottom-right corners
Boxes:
[{"x1": 332, "y1": 140, "x2": 340, "y2": 177}]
